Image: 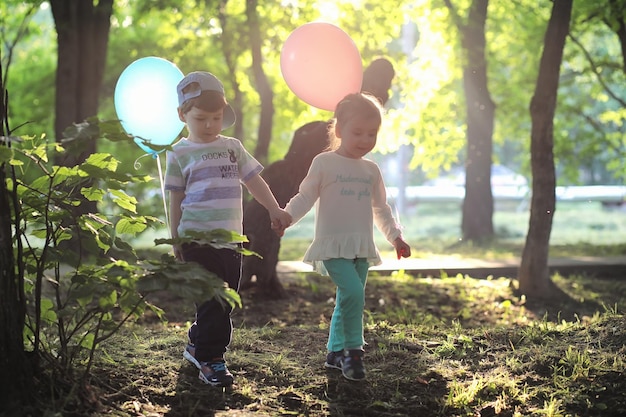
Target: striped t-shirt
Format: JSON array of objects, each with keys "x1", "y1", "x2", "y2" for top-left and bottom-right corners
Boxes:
[{"x1": 164, "y1": 135, "x2": 263, "y2": 238}]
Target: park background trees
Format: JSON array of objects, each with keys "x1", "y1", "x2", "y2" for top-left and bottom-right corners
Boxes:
[
  {"x1": 5, "y1": 0, "x2": 625, "y2": 190},
  {"x1": 3, "y1": 0, "x2": 625, "y2": 304}
]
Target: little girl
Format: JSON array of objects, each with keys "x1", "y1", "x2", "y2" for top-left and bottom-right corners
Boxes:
[{"x1": 280, "y1": 92, "x2": 411, "y2": 381}]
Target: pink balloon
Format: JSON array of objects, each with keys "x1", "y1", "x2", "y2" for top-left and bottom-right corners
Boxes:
[{"x1": 280, "y1": 22, "x2": 363, "y2": 111}]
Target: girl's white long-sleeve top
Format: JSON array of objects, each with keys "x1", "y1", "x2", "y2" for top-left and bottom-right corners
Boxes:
[{"x1": 285, "y1": 152, "x2": 402, "y2": 272}]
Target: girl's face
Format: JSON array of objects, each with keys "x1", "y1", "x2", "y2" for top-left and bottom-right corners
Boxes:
[
  {"x1": 335, "y1": 116, "x2": 380, "y2": 159},
  {"x1": 179, "y1": 106, "x2": 224, "y2": 143}
]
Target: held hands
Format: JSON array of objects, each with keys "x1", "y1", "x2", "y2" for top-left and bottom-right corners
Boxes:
[
  {"x1": 393, "y1": 237, "x2": 411, "y2": 260},
  {"x1": 270, "y1": 208, "x2": 292, "y2": 237}
]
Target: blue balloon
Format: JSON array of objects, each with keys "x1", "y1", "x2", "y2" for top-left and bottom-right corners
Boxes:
[{"x1": 114, "y1": 57, "x2": 184, "y2": 154}]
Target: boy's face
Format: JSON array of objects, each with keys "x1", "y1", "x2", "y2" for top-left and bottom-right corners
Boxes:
[{"x1": 178, "y1": 106, "x2": 224, "y2": 143}]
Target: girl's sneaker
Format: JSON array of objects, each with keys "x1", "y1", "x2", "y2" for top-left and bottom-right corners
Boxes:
[
  {"x1": 324, "y1": 350, "x2": 344, "y2": 370},
  {"x1": 183, "y1": 342, "x2": 201, "y2": 369},
  {"x1": 199, "y1": 359, "x2": 234, "y2": 387},
  {"x1": 342, "y1": 349, "x2": 366, "y2": 381}
]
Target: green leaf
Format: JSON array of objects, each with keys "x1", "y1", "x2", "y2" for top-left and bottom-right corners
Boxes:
[
  {"x1": 222, "y1": 287, "x2": 242, "y2": 309},
  {"x1": 80, "y1": 332, "x2": 96, "y2": 350},
  {"x1": 84, "y1": 152, "x2": 119, "y2": 171},
  {"x1": 82, "y1": 186, "x2": 106, "y2": 202},
  {"x1": 62, "y1": 121, "x2": 93, "y2": 140},
  {"x1": 136, "y1": 274, "x2": 170, "y2": 293},
  {"x1": 97, "y1": 119, "x2": 132, "y2": 138},
  {"x1": 53, "y1": 165, "x2": 87, "y2": 187},
  {"x1": 156, "y1": 229, "x2": 249, "y2": 248},
  {"x1": 81, "y1": 213, "x2": 112, "y2": 231},
  {"x1": 115, "y1": 216, "x2": 147, "y2": 235},
  {"x1": 0, "y1": 146, "x2": 14, "y2": 164},
  {"x1": 31, "y1": 143, "x2": 49, "y2": 163},
  {"x1": 113, "y1": 236, "x2": 137, "y2": 257},
  {"x1": 31, "y1": 228, "x2": 48, "y2": 239},
  {"x1": 109, "y1": 189, "x2": 137, "y2": 212},
  {"x1": 99, "y1": 290, "x2": 118, "y2": 309},
  {"x1": 40, "y1": 298, "x2": 58, "y2": 323}
]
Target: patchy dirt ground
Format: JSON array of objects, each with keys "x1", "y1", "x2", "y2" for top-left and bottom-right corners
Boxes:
[{"x1": 25, "y1": 267, "x2": 626, "y2": 417}]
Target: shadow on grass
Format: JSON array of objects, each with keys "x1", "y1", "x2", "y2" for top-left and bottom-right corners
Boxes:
[
  {"x1": 519, "y1": 273, "x2": 625, "y2": 323},
  {"x1": 323, "y1": 367, "x2": 449, "y2": 417},
  {"x1": 166, "y1": 363, "x2": 257, "y2": 417},
  {"x1": 520, "y1": 285, "x2": 605, "y2": 323}
]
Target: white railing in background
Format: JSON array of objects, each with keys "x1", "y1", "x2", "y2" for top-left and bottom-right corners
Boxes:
[{"x1": 386, "y1": 185, "x2": 626, "y2": 205}]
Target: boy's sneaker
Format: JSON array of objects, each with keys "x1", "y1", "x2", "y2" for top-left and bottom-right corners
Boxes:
[
  {"x1": 342, "y1": 349, "x2": 366, "y2": 381},
  {"x1": 183, "y1": 343, "x2": 201, "y2": 370},
  {"x1": 199, "y1": 359, "x2": 234, "y2": 387},
  {"x1": 324, "y1": 350, "x2": 344, "y2": 370}
]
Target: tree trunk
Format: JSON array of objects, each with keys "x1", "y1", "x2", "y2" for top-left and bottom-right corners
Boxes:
[
  {"x1": 50, "y1": 0, "x2": 112, "y2": 165},
  {"x1": 0, "y1": 56, "x2": 33, "y2": 413},
  {"x1": 518, "y1": 0, "x2": 573, "y2": 298},
  {"x1": 445, "y1": 0, "x2": 495, "y2": 242},
  {"x1": 50, "y1": 0, "x2": 112, "y2": 242},
  {"x1": 217, "y1": 0, "x2": 245, "y2": 141},
  {"x1": 460, "y1": 0, "x2": 494, "y2": 242},
  {"x1": 246, "y1": 0, "x2": 273, "y2": 165}
]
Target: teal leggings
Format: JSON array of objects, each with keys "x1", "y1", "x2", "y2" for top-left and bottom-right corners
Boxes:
[{"x1": 323, "y1": 258, "x2": 370, "y2": 352}]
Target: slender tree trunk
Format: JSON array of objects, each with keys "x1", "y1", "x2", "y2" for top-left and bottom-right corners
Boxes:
[
  {"x1": 461, "y1": 0, "x2": 495, "y2": 242},
  {"x1": 0, "y1": 54, "x2": 32, "y2": 413},
  {"x1": 518, "y1": 0, "x2": 573, "y2": 298},
  {"x1": 51, "y1": 0, "x2": 112, "y2": 158},
  {"x1": 217, "y1": 0, "x2": 245, "y2": 141},
  {"x1": 445, "y1": 0, "x2": 495, "y2": 242},
  {"x1": 49, "y1": 0, "x2": 112, "y2": 232},
  {"x1": 246, "y1": 0, "x2": 274, "y2": 165}
]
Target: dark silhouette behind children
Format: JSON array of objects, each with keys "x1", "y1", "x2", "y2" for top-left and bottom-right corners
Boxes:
[{"x1": 241, "y1": 58, "x2": 395, "y2": 298}]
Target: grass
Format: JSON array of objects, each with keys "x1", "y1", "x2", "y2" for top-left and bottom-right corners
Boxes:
[{"x1": 31, "y1": 266, "x2": 625, "y2": 417}]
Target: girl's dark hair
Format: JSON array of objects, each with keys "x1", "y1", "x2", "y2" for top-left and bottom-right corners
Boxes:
[
  {"x1": 179, "y1": 83, "x2": 228, "y2": 114},
  {"x1": 327, "y1": 92, "x2": 383, "y2": 151}
]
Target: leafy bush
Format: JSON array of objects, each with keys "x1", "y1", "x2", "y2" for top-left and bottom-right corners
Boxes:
[{"x1": 1, "y1": 118, "x2": 241, "y2": 396}]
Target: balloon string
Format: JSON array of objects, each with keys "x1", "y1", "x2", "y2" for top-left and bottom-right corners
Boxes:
[
  {"x1": 155, "y1": 153, "x2": 171, "y2": 237},
  {"x1": 133, "y1": 153, "x2": 151, "y2": 170}
]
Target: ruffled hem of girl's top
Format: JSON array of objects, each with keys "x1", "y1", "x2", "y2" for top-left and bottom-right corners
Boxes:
[{"x1": 301, "y1": 233, "x2": 382, "y2": 275}]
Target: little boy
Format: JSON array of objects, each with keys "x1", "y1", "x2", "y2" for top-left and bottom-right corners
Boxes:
[{"x1": 164, "y1": 71, "x2": 291, "y2": 386}]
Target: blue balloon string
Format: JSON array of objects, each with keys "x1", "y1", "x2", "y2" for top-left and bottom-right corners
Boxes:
[
  {"x1": 133, "y1": 152, "x2": 170, "y2": 237},
  {"x1": 155, "y1": 153, "x2": 171, "y2": 237},
  {"x1": 133, "y1": 153, "x2": 151, "y2": 170}
]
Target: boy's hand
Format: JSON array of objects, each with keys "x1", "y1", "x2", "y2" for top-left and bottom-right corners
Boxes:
[{"x1": 271, "y1": 220, "x2": 285, "y2": 237}]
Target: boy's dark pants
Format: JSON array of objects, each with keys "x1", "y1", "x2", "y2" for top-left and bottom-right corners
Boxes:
[{"x1": 182, "y1": 243, "x2": 242, "y2": 362}]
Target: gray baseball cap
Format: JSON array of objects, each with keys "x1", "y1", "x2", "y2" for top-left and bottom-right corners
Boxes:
[{"x1": 177, "y1": 71, "x2": 236, "y2": 130}]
